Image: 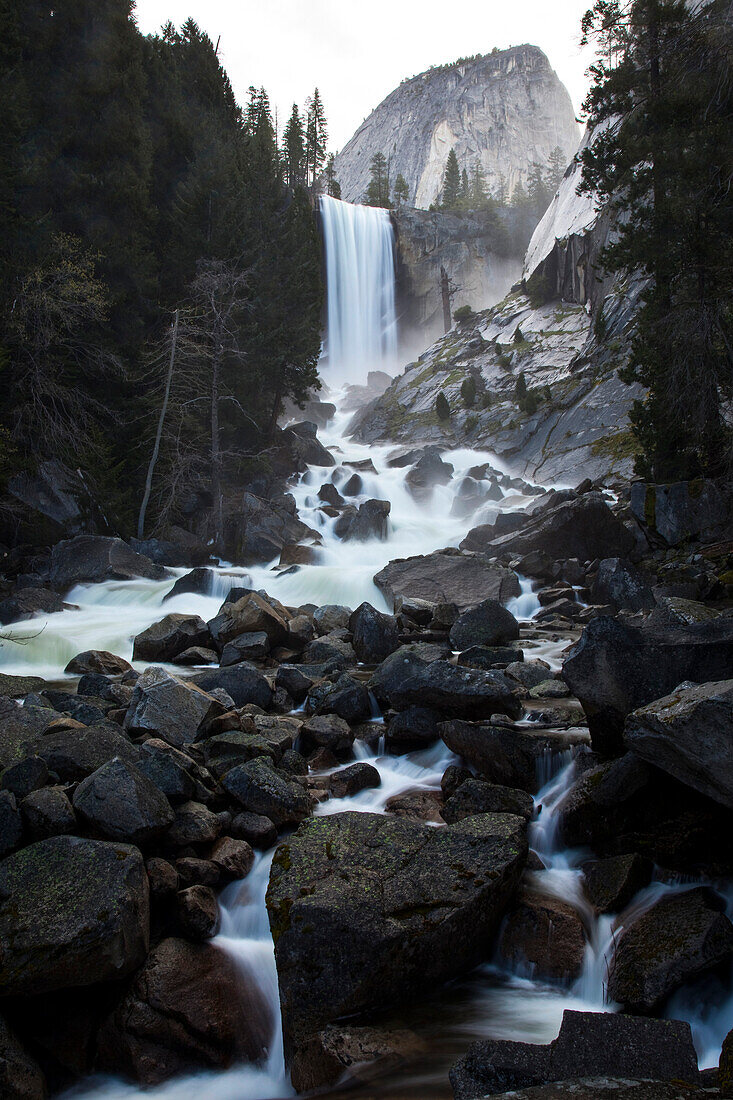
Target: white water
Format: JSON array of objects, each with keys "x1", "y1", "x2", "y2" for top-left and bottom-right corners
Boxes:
[{"x1": 320, "y1": 195, "x2": 397, "y2": 384}]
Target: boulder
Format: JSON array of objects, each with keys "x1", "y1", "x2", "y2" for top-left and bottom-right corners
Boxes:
[
  {"x1": 449, "y1": 600, "x2": 520, "y2": 650},
  {"x1": 21, "y1": 787, "x2": 76, "y2": 840},
  {"x1": 439, "y1": 720, "x2": 588, "y2": 793},
  {"x1": 137, "y1": 738, "x2": 197, "y2": 803},
  {"x1": 624, "y1": 680, "x2": 733, "y2": 811},
  {"x1": 64, "y1": 650, "x2": 132, "y2": 676},
  {"x1": 34, "y1": 722, "x2": 140, "y2": 781},
  {"x1": 302, "y1": 633, "x2": 357, "y2": 668},
  {"x1": 442, "y1": 779, "x2": 534, "y2": 823},
  {"x1": 457, "y1": 645, "x2": 524, "y2": 671},
  {"x1": 267, "y1": 810, "x2": 527, "y2": 1075},
  {"x1": 464, "y1": 493, "x2": 634, "y2": 563},
  {"x1": 162, "y1": 567, "x2": 217, "y2": 602},
  {"x1": 0, "y1": 791, "x2": 22, "y2": 857},
  {"x1": 591, "y1": 558, "x2": 656, "y2": 612},
  {"x1": 630, "y1": 479, "x2": 731, "y2": 547},
  {"x1": 582, "y1": 853, "x2": 653, "y2": 914},
  {"x1": 219, "y1": 631, "x2": 270, "y2": 665},
  {"x1": 49, "y1": 536, "x2": 166, "y2": 587},
  {"x1": 329, "y1": 762, "x2": 381, "y2": 799},
  {"x1": 607, "y1": 886, "x2": 733, "y2": 1012},
  {"x1": 404, "y1": 450, "x2": 454, "y2": 500},
  {"x1": 499, "y1": 888, "x2": 586, "y2": 981},
  {"x1": 190, "y1": 665, "x2": 273, "y2": 709},
  {"x1": 506, "y1": 660, "x2": 553, "y2": 690},
  {"x1": 306, "y1": 674, "x2": 371, "y2": 725},
  {"x1": 385, "y1": 789, "x2": 444, "y2": 823},
  {"x1": 449, "y1": 1010, "x2": 699, "y2": 1099},
  {"x1": 97, "y1": 937, "x2": 269, "y2": 1086},
  {"x1": 282, "y1": 425, "x2": 335, "y2": 468},
  {"x1": 176, "y1": 885, "x2": 219, "y2": 940},
  {"x1": 349, "y1": 603, "x2": 401, "y2": 663},
  {"x1": 166, "y1": 801, "x2": 221, "y2": 848},
  {"x1": 209, "y1": 836, "x2": 255, "y2": 880},
  {"x1": 0, "y1": 1012, "x2": 47, "y2": 1099},
  {"x1": 230, "y1": 812, "x2": 278, "y2": 850},
  {"x1": 0, "y1": 836, "x2": 148, "y2": 996},
  {"x1": 208, "y1": 591, "x2": 288, "y2": 650},
  {"x1": 124, "y1": 668, "x2": 224, "y2": 748},
  {"x1": 132, "y1": 614, "x2": 210, "y2": 663},
  {"x1": 336, "y1": 500, "x2": 391, "y2": 541},
  {"x1": 375, "y1": 549, "x2": 520, "y2": 612},
  {"x1": 318, "y1": 482, "x2": 344, "y2": 507},
  {"x1": 290, "y1": 1021, "x2": 427, "y2": 1094},
  {"x1": 220, "y1": 757, "x2": 311, "y2": 827},
  {"x1": 313, "y1": 605, "x2": 352, "y2": 635},
  {"x1": 301, "y1": 714, "x2": 354, "y2": 756},
  {"x1": 371, "y1": 651, "x2": 522, "y2": 720},
  {"x1": 385, "y1": 706, "x2": 440, "y2": 753},
  {"x1": 721, "y1": 1028, "x2": 733, "y2": 1098},
  {"x1": 73, "y1": 758, "x2": 174, "y2": 845},
  {"x1": 230, "y1": 490, "x2": 319, "y2": 564},
  {"x1": 562, "y1": 613, "x2": 733, "y2": 756},
  {"x1": 0, "y1": 587, "x2": 65, "y2": 625}
]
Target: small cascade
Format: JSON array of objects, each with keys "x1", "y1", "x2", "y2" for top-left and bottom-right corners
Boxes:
[{"x1": 320, "y1": 195, "x2": 397, "y2": 383}]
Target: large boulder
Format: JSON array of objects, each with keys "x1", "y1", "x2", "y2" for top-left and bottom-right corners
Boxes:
[
  {"x1": 630, "y1": 479, "x2": 732, "y2": 547},
  {"x1": 207, "y1": 591, "x2": 288, "y2": 650},
  {"x1": 229, "y1": 490, "x2": 319, "y2": 564},
  {"x1": 607, "y1": 886, "x2": 733, "y2": 1012},
  {"x1": 190, "y1": 664, "x2": 273, "y2": 709},
  {"x1": 440, "y1": 720, "x2": 587, "y2": 792},
  {"x1": 591, "y1": 558, "x2": 656, "y2": 612},
  {"x1": 0, "y1": 698, "x2": 65, "y2": 769},
  {"x1": 449, "y1": 600, "x2": 520, "y2": 650},
  {"x1": 562, "y1": 613, "x2": 733, "y2": 756},
  {"x1": 624, "y1": 680, "x2": 733, "y2": 810},
  {"x1": 370, "y1": 650, "x2": 522, "y2": 720},
  {"x1": 124, "y1": 668, "x2": 224, "y2": 748},
  {"x1": 0, "y1": 588, "x2": 65, "y2": 626},
  {"x1": 34, "y1": 722, "x2": 140, "y2": 781},
  {"x1": 49, "y1": 536, "x2": 166, "y2": 588},
  {"x1": 221, "y1": 757, "x2": 311, "y2": 827},
  {"x1": 267, "y1": 810, "x2": 527, "y2": 1083},
  {"x1": 132, "y1": 614, "x2": 210, "y2": 663},
  {"x1": 64, "y1": 650, "x2": 132, "y2": 676},
  {"x1": 0, "y1": 836, "x2": 149, "y2": 996},
  {"x1": 335, "y1": 500, "x2": 391, "y2": 541},
  {"x1": 500, "y1": 887, "x2": 586, "y2": 981},
  {"x1": 449, "y1": 1010, "x2": 699, "y2": 1099},
  {"x1": 97, "y1": 937, "x2": 269, "y2": 1086},
  {"x1": 349, "y1": 602, "x2": 401, "y2": 663},
  {"x1": 404, "y1": 450, "x2": 454, "y2": 500},
  {"x1": 0, "y1": 1013, "x2": 47, "y2": 1099},
  {"x1": 73, "y1": 758, "x2": 174, "y2": 845},
  {"x1": 461, "y1": 493, "x2": 635, "y2": 562},
  {"x1": 306, "y1": 674, "x2": 371, "y2": 725},
  {"x1": 374, "y1": 549, "x2": 520, "y2": 612}
]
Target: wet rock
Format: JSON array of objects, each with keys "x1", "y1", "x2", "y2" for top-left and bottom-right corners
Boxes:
[
  {"x1": 176, "y1": 885, "x2": 220, "y2": 940},
  {"x1": 191, "y1": 664, "x2": 273, "y2": 709},
  {"x1": 175, "y1": 857, "x2": 220, "y2": 888},
  {"x1": 35, "y1": 722, "x2": 140, "y2": 781},
  {"x1": 0, "y1": 791, "x2": 22, "y2": 856},
  {"x1": 349, "y1": 602, "x2": 401, "y2": 663},
  {"x1": 371, "y1": 650, "x2": 522, "y2": 720},
  {"x1": 442, "y1": 778, "x2": 534, "y2": 823},
  {"x1": 335, "y1": 499, "x2": 391, "y2": 541},
  {"x1": 133, "y1": 614, "x2": 210, "y2": 663},
  {"x1": 449, "y1": 1010, "x2": 699, "y2": 1099},
  {"x1": 306, "y1": 673, "x2": 371, "y2": 725},
  {"x1": 267, "y1": 810, "x2": 527, "y2": 1074},
  {"x1": 21, "y1": 787, "x2": 76, "y2": 840},
  {"x1": 562, "y1": 613, "x2": 733, "y2": 756},
  {"x1": 592, "y1": 557, "x2": 656, "y2": 612},
  {"x1": 0, "y1": 1013, "x2": 47, "y2": 1099},
  {"x1": 291, "y1": 1021, "x2": 427, "y2": 1093},
  {"x1": 385, "y1": 706, "x2": 440, "y2": 753},
  {"x1": 721, "y1": 1028, "x2": 733, "y2": 1098},
  {"x1": 441, "y1": 764, "x2": 473, "y2": 799},
  {"x1": 630, "y1": 479, "x2": 731, "y2": 547},
  {"x1": 125, "y1": 668, "x2": 225, "y2": 748},
  {"x1": 529, "y1": 679, "x2": 570, "y2": 699},
  {"x1": 449, "y1": 600, "x2": 520, "y2": 650},
  {"x1": 374, "y1": 548, "x2": 520, "y2": 612},
  {"x1": 145, "y1": 856, "x2": 178, "y2": 902},
  {"x1": 439, "y1": 720, "x2": 588, "y2": 792},
  {"x1": 624, "y1": 679, "x2": 733, "y2": 811},
  {"x1": 279, "y1": 544, "x2": 319, "y2": 567},
  {"x1": 329, "y1": 762, "x2": 381, "y2": 799},
  {"x1": 166, "y1": 801, "x2": 221, "y2": 848},
  {"x1": 313, "y1": 604, "x2": 352, "y2": 635},
  {"x1": 208, "y1": 591, "x2": 288, "y2": 650},
  {"x1": 219, "y1": 631, "x2": 270, "y2": 665},
  {"x1": 607, "y1": 886, "x2": 733, "y2": 1012},
  {"x1": 200, "y1": 729, "x2": 279, "y2": 776},
  {"x1": 385, "y1": 788, "x2": 444, "y2": 822},
  {"x1": 499, "y1": 888, "x2": 586, "y2": 981},
  {"x1": 209, "y1": 836, "x2": 255, "y2": 880},
  {"x1": 286, "y1": 614, "x2": 315, "y2": 648},
  {"x1": 64, "y1": 650, "x2": 133, "y2": 676},
  {"x1": 73, "y1": 758, "x2": 174, "y2": 845},
  {"x1": 0, "y1": 836, "x2": 149, "y2": 996},
  {"x1": 301, "y1": 714, "x2": 355, "y2": 756},
  {"x1": 0, "y1": 675, "x2": 48, "y2": 700},
  {"x1": 318, "y1": 483, "x2": 344, "y2": 507},
  {"x1": 97, "y1": 937, "x2": 269, "y2": 1085},
  {"x1": 276, "y1": 665, "x2": 315, "y2": 703},
  {"x1": 220, "y1": 757, "x2": 311, "y2": 827},
  {"x1": 405, "y1": 450, "x2": 454, "y2": 500},
  {"x1": 282, "y1": 424, "x2": 335, "y2": 468},
  {"x1": 505, "y1": 660, "x2": 552, "y2": 689},
  {"x1": 0, "y1": 586, "x2": 65, "y2": 625},
  {"x1": 457, "y1": 645, "x2": 523, "y2": 670},
  {"x1": 49, "y1": 536, "x2": 166, "y2": 587},
  {"x1": 301, "y1": 633, "x2": 357, "y2": 668},
  {"x1": 341, "y1": 474, "x2": 362, "y2": 496},
  {"x1": 137, "y1": 738, "x2": 197, "y2": 803},
  {"x1": 162, "y1": 567, "x2": 217, "y2": 602},
  {"x1": 230, "y1": 811, "x2": 278, "y2": 849},
  {"x1": 582, "y1": 854, "x2": 653, "y2": 914},
  {"x1": 280, "y1": 748, "x2": 308, "y2": 776}
]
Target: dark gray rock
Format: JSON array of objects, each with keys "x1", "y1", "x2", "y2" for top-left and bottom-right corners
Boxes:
[
  {"x1": 624, "y1": 679, "x2": 733, "y2": 811},
  {"x1": 191, "y1": 664, "x2": 273, "y2": 709},
  {"x1": 335, "y1": 499, "x2": 391, "y2": 541},
  {"x1": 499, "y1": 888, "x2": 586, "y2": 981},
  {"x1": 371, "y1": 651, "x2": 522, "y2": 720},
  {"x1": 592, "y1": 557, "x2": 656, "y2": 612},
  {"x1": 457, "y1": 645, "x2": 523, "y2": 670},
  {"x1": 162, "y1": 567, "x2": 218, "y2": 602},
  {"x1": 0, "y1": 791, "x2": 22, "y2": 857},
  {"x1": 301, "y1": 714, "x2": 355, "y2": 755},
  {"x1": 630, "y1": 479, "x2": 731, "y2": 547},
  {"x1": 385, "y1": 706, "x2": 440, "y2": 753},
  {"x1": 209, "y1": 836, "x2": 255, "y2": 880},
  {"x1": 442, "y1": 778, "x2": 534, "y2": 823},
  {"x1": 276, "y1": 665, "x2": 315, "y2": 703},
  {"x1": 374, "y1": 549, "x2": 520, "y2": 612},
  {"x1": 0, "y1": 587, "x2": 65, "y2": 625},
  {"x1": 582, "y1": 854, "x2": 653, "y2": 914},
  {"x1": 306, "y1": 674, "x2": 371, "y2": 725},
  {"x1": 220, "y1": 631, "x2": 270, "y2": 665},
  {"x1": 207, "y1": 591, "x2": 288, "y2": 650},
  {"x1": 176, "y1": 885, "x2": 219, "y2": 940},
  {"x1": 329, "y1": 762, "x2": 381, "y2": 799},
  {"x1": 35, "y1": 722, "x2": 140, "y2": 781},
  {"x1": 73, "y1": 758, "x2": 174, "y2": 845},
  {"x1": 133, "y1": 614, "x2": 210, "y2": 663},
  {"x1": 405, "y1": 451, "x2": 454, "y2": 500},
  {"x1": 166, "y1": 801, "x2": 221, "y2": 847},
  {"x1": 49, "y1": 536, "x2": 166, "y2": 587},
  {"x1": 137, "y1": 738, "x2": 197, "y2": 803},
  {"x1": 21, "y1": 786, "x2": 76, "y2": 840},
  {"x1": 230, "y1": 811, "x2": 278, "y2": 849},
  {"x1": 349, "y1": 602, "x2": 401, "y2": 663},
  {"x1": 607, "y1": 886, "x2": 733, "y2": 1012},
  {"x1": 125, "y1": 668, "x2": 224, "y2": 748},
  {"x1": 0, "y1": 1011, "x2": 47, "y2": 1099},
  {"x1": 220, "y1": 757, "x2": 311, "y2": 827},
  {"x1": 64, "y1": 650, "x2": 133, "y2": 676},
  {"x1": 449, "y1": 600, "x2": 520, "y2": 650},
  {"x1": 267, "y1": 810, "x2": 527, "y2": 1072},
  {"x1": 449, "y1": 1009, "x2": 699, "y2": 1099},
  {"x1": 0, "y1": 835, "x2": 149, "y2": 996},
  {"x1": 440, "y1": 720, "x2": 588, "y2": 792},
  {"x1": 313, "y1": 605, "x2": 352, "y2": 635}
]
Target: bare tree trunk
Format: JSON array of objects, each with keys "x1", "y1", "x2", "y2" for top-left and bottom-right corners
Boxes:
[
  {"x1": 441, "y1": 266, "x2": 452, "y2": 332},
  {"x1": 137, "y1": 309, "x2": 179, "y2": 540},
  {"x1": 267, "y1": 368, "x2": 285, "y2": 440},
  {"x1": 211, "y1": 337, "x2": 224, "y2": 554}
]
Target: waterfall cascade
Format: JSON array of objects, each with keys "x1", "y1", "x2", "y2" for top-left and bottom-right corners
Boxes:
[{"x1": 320, "y1": 195, "x2": 397, "y2": 383}]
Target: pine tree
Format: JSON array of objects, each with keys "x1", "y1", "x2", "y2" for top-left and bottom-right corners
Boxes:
[
  {"x1": 580, "y1": 0, "x2": 733, "y2": 478},
  {"x1": 393, "y1": 173, "x2": 410, "y2": 208},
  {"x1": 305, "y1": 88, "x2": 328, "y2": 187},
  {"x1": 283, "y1": 104, "x2": 305, "y2": 188},
  {"x1": 441, "y1": 148, "x2": 461, "y2": 208},
  {"x1": 324, "y1": 153, "x2": 341, "y2": 198},
  {"x1": 470, "y1": 163, "x2": 487, "y2": 207},
  {"x1": 546, "y1": 145, "x2": 567, "y2": 193},
  {"x1": 527, "y1": 164, "x2": 551, "y2": 217},
  {"x1": 364, "y1": 152, "x2": 391, "y2": 207}
]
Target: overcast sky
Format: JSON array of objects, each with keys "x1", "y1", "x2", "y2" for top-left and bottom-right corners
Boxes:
[{"x1": 134, "y1": 1, "x2": 595, "y2": 152}]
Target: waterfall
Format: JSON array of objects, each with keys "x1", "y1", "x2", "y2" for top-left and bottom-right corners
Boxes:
[{"x1": 320, "y1": 194, "x2": 397, "y2": 383}]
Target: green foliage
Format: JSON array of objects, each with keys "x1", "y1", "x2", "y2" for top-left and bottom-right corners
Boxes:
[
  {"x1": 513, "y1": 326, "x2": 525, "y2": 345},
  {"x1": 481, "y1": 392, "x2": 493, "y2": 409},
  {"x1": 364, "y1": 152, "x2": 391, "y2": 208},
  {"x1": 523, "y1": 392, "x2": 538, "y2": 415},
  {"x1": 453, "y1": 305, "x2": 475, "y2": 324},
  {"x1": 324, "y1": 154, "x2": 341, "y2": 198},
  {"x1": 441, "y1": 148, "x2": 461, "y2": 209},
  {"x1": 461, "y1": 376, "x2": 477, "y2": 407},
  {"x1": 515, "y1": 371, "x2": 528, "y2": 401},
  {"x1": 580, "y1": 0, "x2": 733, "y2": 478},
  {"x1": 393, "y1": 173, "x2": 410, "y2": 208},
  {"x1": 436, "y1": 391, "x2": 451, "y2": 420},
  {"x1": 464, "y1": 414, "x2": 479, "y2": 433}
]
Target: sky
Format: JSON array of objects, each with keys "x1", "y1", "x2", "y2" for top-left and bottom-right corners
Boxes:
[{"x1": 134, "y1": 1, "x2": 595, "y2": 152}]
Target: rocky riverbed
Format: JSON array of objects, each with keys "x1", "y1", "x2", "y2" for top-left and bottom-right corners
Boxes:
[{"x1": 0, "y1": 413, "x2": 733, "y2": 1100}]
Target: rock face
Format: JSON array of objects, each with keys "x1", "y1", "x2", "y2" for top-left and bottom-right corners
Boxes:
[
  {"x1": 0, "y1": 836, "x2": 149, "y2": 996},
  {"x1": 266, "y1": 811, "x2": 527, "y2": 1083},
  {"x1": 449, "y1": 1010, "x2": 699, "y2": 1099},
  {"x1": 374, "y1": 549, "x2": 519, "y2": 611},
  {"x1": 624, "y1": 680, "x2": 733, "y2": 810},
  {"x1": 333, "y1": 46, "x2": 578, "y2": 209},
  {"x1": 49, "y1": 536, "x2": 166, "y2": 587}
]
